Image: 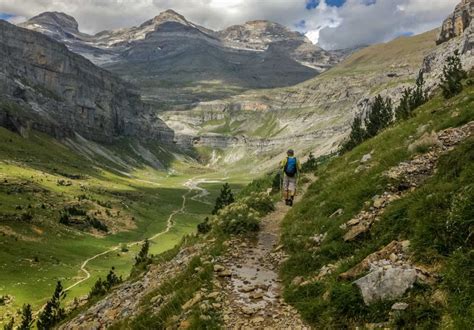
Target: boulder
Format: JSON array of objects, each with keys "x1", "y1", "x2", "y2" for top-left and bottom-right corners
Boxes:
[
  {"x1": 360, "y1": 153, "x2": 372, "y2": 163},
  {"x1": 354, "y1": 267, "x2": 417, "y2": 305}
]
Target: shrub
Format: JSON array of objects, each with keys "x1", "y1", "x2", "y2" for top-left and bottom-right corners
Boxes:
[
  {"x1": 301, "y1": 152, "x2": 318, "y2": 173},
  {"x1": 197, "y1": 217, "x2": 212, "y2": 234},
  {"x1": 86, "y1": 216, "x2": 109, "y2": 232},
  {"x1": 240, "y1": 192, "x2": 275, "y2": 216},
  {"x1": 215, "y1": 202, "x2": 260, "y2": 234},
  {"x1": 59, "y1": 212, "x2": 70, "y2": 225}
]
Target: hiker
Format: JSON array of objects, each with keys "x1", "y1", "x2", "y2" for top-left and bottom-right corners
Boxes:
[{"x1": 281, "y1": 149, "x2": 301, "y2": 206}]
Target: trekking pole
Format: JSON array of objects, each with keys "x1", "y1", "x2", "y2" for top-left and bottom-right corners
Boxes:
[
  {"x1": 295, "y1": 172, "x2": 299, "y2": 197},
  {"x1": 280, "y1": 169, "x2": 284, "y2": 200}
]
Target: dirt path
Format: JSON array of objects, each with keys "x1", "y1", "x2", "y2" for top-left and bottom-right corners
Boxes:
[
  {"x1": 64, "y1": 177, "x2": 218, "y2": 293},
  {"x1": 215, "y1": 181, "x2": 312, "y2": 329}
]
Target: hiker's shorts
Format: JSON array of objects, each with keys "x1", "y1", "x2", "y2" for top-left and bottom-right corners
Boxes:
[{"x1": 283, "y1": 175, "x2": 297, "y2": 193}]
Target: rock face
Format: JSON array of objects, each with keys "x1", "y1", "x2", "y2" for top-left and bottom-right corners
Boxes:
[
  {"x1": 218, "y1": 20, "x2": 338, "y2": 70},
  {"x1": 437, "y1": 0, "x2": 473, "y2": 45},
  {"x1": 0, "y1": 20, "x2": 174, "y2": 143}
]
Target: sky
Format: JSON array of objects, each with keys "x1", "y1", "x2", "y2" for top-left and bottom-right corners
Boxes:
[{"x1": 0, "y1": 0, "x2": 459, "y2": 50}]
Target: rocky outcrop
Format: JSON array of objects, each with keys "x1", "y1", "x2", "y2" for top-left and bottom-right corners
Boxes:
[
  {"x1": 437, "y1": 0, "x2": 473, "y2": 45},
  {"x1": 0, "y1": 20, "x2": 174, "y2": 143},
  {"x1": 424, "y1": 0, "x2": 473, "y2": 89}
]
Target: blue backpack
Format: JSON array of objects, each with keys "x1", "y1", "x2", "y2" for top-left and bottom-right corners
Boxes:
[{"x1": 284, "y1": 157, "x2": 298, "y2": 177}]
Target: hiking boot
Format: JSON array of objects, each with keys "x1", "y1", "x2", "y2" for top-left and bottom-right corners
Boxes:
[
  {"x1": 288, "y1": 199, "x2": 293, "y2": 207},
  {"x1": 285, "y1": 199, "x2": 290, "y2": 205}
]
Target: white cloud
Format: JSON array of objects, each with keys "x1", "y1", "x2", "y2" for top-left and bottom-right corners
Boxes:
[
  {"x1": 0, "y1": 0, "x2": 460, "y2": 49},
  {"x1": 318, "y1": 0, "x2": 459, "y2": 49}
]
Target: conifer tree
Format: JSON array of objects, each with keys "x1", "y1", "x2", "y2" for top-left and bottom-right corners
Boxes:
[
  {"x1": 135, "y1": 239, "x2": 150, "y2": 265},
  {"x1": 342, "y1": 114, "x2": 366, "y2": 151},
  {"x1": 37, "y1": 281, "x2": 66, "y2": 330},
  {"x1": 440, "y1": 50, "x2": 467, "y2": 99},
  {"x1": 212, "y1": 183, "x2": 235, "y2": 215},
  {"x1": 410, "y1": 70, "x2": 427, "y2": 109},
  {"x1": 4, "y1": 317, "x2": 14, "y2": 330},
  {"x1": 105, "y1": 267, "x2": 122, "y2": 290},
  {"x1": 19, "y1": 304, "x2": 33, "y2": 330},
  {"x1": 396, "y1": 87, "x2": 413, "y2": 120},
  {"x1": 365, "y1": 95, "x2": 393, "y2": 138}
]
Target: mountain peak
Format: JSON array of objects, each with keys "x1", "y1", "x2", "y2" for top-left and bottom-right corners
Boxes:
[
  {"x1": 25, "y1": 11, "x2": 79, "y2": 32},
  {"x1": 151, "y1": 9, "x2": 189, "y2": 25}
]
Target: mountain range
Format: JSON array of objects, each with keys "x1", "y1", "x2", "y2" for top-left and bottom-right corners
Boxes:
[{"x1": 19, "y1": 10, "x2": 341, "y2": 106}]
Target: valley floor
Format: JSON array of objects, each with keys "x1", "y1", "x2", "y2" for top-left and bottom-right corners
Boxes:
[{"x1": 0, "y1": 129, "x2": 249, "y2": 325}]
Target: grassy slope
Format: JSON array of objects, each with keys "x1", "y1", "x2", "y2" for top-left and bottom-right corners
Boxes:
[
  {"x1": 281, "y1": 81, "x2": 473, "y2": 328},
  {"x1": 0, "y1": 127, "x2": 248, "y2": 321}
]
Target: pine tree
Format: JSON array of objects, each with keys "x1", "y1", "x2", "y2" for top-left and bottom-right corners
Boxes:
[
  {"x1": 396, "y1": 87, "x2": 413, "y2": 120},
  {"x1": 212, "y1": 183, "x2": 235, "y2": 215},
  {"x1": 135, "y1": 239, "x2": 150, "y2": 265},
  {"x1": 105, "y1": 267, "x2": 122, "y2": 290},
  {"x1": 396, "y1": 70, "x2": 428, "y2": 121},
  {"x1": 88, "y1": 267, "x2": 122, "y2": 298},
  {"x1": 365, "y1": 95, "x2": 393, "y2": 138},
  {"x1": 88, "y1": 278, "x2": 107, "y2": 298},
  {"x1": 440, "y1": 50, "x2": 467, "y2": 99},
  {"x1": 410, "y1": 70, "x2": 427, "y2": 109},
  {"x1": 342, "y1": 114, "x2": 367, "y2": 151},
  {"x1": 19, "y1": 304, "x2": 33, "y2": 330},
  {"x1": 37, "y1": 281, "x2": 66, "y2": 330},
  {"x1": 4, "y1": 317, "x2": 14, "y2": 330}
]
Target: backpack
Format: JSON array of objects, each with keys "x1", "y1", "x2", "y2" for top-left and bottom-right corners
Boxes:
[{"x1": 284, "y1": 157, "x2": 298, "y2": 177}]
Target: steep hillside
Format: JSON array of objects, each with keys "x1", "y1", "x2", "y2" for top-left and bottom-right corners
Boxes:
[
  {"x1": 281, "y1": 79, "x2": 473, "y2": 328},
  {"x1": 0, "y1": 20, "x2": 173, "y2": 144}
]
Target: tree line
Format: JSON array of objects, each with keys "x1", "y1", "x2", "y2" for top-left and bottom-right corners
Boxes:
[{"x1": 342, "y1": 51, "x2": 468, "y2": 152}]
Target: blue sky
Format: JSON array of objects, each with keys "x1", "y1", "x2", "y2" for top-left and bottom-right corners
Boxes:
[
  {"x1": 0, "y1": 12, "x2": 14, "y2": 20},
  {"x1": 0, "y1": 0, "x2": 460, "y2": 50}
]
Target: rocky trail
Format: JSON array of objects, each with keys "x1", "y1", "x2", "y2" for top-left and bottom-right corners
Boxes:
[{"x1": 213, "y1": 183, "x2": 312, "y2": 329}]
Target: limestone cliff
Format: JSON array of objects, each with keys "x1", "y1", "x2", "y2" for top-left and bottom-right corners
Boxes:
[
  {"x1": 0, "y1": 20, "x2": 174, "y2": 144},
  {"x1": 437, "y1": 0, "x2": 473, "y2": 45}
]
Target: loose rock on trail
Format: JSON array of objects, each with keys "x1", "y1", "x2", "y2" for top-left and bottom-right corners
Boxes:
[{"x1": 213, "y1": 185, "x2": 312, "y2": 329}]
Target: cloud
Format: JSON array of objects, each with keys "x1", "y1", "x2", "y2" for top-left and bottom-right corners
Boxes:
[
  {"x1": 317, "y1": 0, "x2": 459, "y2": 49},
  {"x1": 0, "y1": 0, "x2": 459, "y2": 49}
]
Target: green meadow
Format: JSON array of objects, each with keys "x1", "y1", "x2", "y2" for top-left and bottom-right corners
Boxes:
[{"x1": 0, "y1": 127, "x2": 248, "y2": 322}]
